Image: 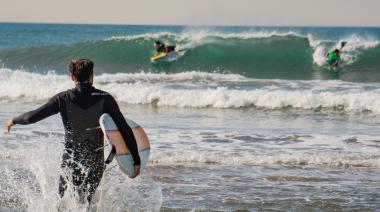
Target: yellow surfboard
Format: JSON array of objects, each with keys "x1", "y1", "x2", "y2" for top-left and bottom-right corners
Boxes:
[{"x1": 150, "y1": 52, "x2": 168, "y2": 62}]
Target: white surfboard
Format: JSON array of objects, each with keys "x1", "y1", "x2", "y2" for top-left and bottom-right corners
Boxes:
[{"x1": 99, "y1": 114, "x2": 150, "y2": 177}]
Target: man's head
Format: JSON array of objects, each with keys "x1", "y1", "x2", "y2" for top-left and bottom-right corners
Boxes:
[
  {"x1": 69, "y1": 59, "x2": 94, "y2": 84},
  {"x1": 334, "y1": 49, "x2": 340, "y2": 54},
  {"x1": 154, "y1": 40, "x2": 162, "y2": 48}
]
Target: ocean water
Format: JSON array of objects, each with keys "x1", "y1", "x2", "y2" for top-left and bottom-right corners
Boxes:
[{"x1": 0, "y1": 23, "x2": 379, "y2": 211}]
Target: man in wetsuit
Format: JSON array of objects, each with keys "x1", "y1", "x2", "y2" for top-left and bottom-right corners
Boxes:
[
  {"x1": 326, "y1": 48, "x2": 341, "y2": 66},
  {"x1": 6, "y1": 59, "x2": 141, "y2": 203},
  {"x1": 154, "y1": 40, "x2": 176, "y2": 54}
]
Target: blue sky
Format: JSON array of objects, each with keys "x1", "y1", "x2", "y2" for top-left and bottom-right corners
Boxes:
[{"x1": 0, "y1": 0, "x2": 379, "y2": 26}]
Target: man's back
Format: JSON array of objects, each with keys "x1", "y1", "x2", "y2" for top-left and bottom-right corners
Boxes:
[
  {"x1": 8, "y1": 59, "x2": 140, "y2": 203},
  {"x1": 13, "y1": 83, "x2": 140, "y2": 164}
]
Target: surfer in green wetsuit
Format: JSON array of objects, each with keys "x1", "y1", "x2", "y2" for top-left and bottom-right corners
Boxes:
[
  {"x1": 325, "y1": 41, "x2": 347, "y2": 67},
  {"x1": 326, "y1": 49, "x2": 341, "y2": 66}
]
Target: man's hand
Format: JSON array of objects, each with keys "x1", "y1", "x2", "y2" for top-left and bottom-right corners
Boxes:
[
  {"x1": 129, "y1": 165, "x2": 141, "y2": 179},
  {"x1": 6, "y1": 119, "x2": 14, "y2": 133}
]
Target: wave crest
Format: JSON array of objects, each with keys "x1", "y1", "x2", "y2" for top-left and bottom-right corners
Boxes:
[{"x1": 2, "y1": 69, "x2": 380, "y2": 113}]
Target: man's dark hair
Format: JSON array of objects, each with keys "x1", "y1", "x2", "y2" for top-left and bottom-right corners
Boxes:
[
  {"x1": 69, "y1": 59, "x2": 94, "y2": 82},
  {"x1": 155, "y1": 40, "x2": 162, "y2": 45}
]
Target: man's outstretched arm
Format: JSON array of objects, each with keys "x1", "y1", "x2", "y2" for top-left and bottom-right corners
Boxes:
[{"x1": 7, "y1": 96, "x2": 60, "y2": 132}]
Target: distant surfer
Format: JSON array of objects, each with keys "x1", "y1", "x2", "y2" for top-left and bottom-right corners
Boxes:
[
  {"x1": 150, "y1": 40, "x2": 183, "y2": 62},
  {"x1": 326, "y1": 41, "x2": 347, "y2": 67},
  {"x1": 6, "y1": 59, "x2": 141, "y2": 204},
  {"x1": 326, "y1": 48, "x2": 341, "y2": 67},
  {"x1": 154, "y1": 40, "x2": 176, "y2": 55}
]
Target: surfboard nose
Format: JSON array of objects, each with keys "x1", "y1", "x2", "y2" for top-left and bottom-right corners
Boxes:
[{"x1": 99, "y1": 113, "x2": 118, "y2": 130}]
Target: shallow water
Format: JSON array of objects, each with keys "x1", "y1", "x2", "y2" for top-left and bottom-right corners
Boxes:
[{"x1": 1, "y1": 104, "x2": 379, "y2": 211}]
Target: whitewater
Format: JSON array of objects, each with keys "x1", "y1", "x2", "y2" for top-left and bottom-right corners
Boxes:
[{"x1": 2, "y1": 68, "x2": 380, "y2": 113}]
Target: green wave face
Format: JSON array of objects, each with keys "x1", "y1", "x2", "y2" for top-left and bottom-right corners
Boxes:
[{"x1": 0, "y1": 34, "x2": 379, "y2": 81}]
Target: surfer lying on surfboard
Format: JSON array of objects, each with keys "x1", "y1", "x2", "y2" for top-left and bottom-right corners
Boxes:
[
  {"x1": 154, "y1": 40, "x2": 176, "y2": 55},
  {"x1": 6, "y1": 59, "x2": 141, "y2": 204},
  {"x1": 151, "y1": 40, "x2": 187, "y2": 62}
]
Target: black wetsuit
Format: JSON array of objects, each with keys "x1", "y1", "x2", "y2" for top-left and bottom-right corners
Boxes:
[
  {"x1": 13, "y1": 83, "x2": 140, "y2": 202},
  {"x1": 156, "y1": 44, "x2": 176, "y2": 54}
]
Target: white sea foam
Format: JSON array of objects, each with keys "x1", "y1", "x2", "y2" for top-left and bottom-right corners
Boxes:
[
  {"x1": 149, "y1": 151, "x2": 380, "y2": 168},
  {"x1": 308, "y1": 35, "x2": 330, "y2": 66},
  {"x1": 1, "y1": 68, "x2": 380, "y2": 113},
  {"x1": 96, "y1": 70, "x2": 247, "y2": 83},
  {"x1": 105, "y1": 30, "x2": 304, "y2": 42},
  {"x1": 105, "y1": 30, "x2": 306, "y2": 52},
  {"x1": 145, "y1": 129, "x2": 380, "y2": 168},
  {"x1": 0, "y1": 131, "x2": 162, "y2": 211}
]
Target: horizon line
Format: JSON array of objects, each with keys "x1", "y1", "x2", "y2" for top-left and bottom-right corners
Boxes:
[{"x1": 1, "y1": 21, "x2": 380, "y2": 29}]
